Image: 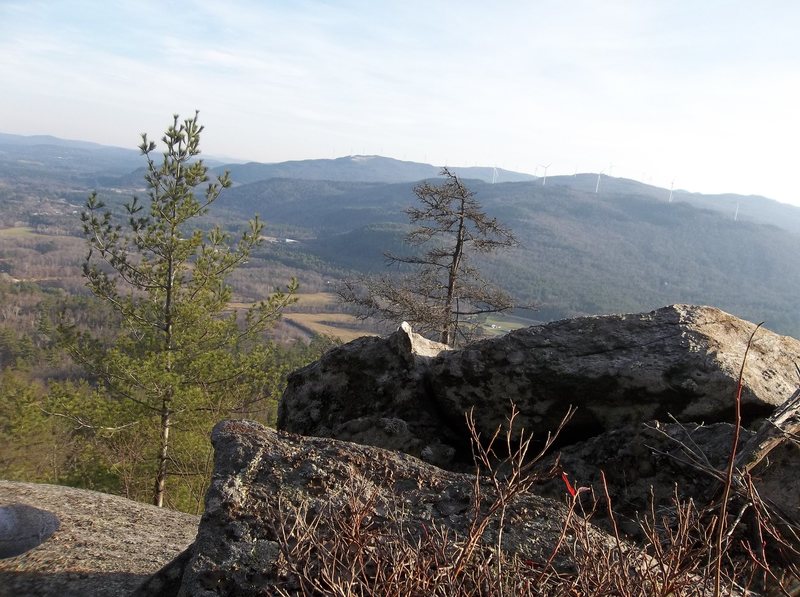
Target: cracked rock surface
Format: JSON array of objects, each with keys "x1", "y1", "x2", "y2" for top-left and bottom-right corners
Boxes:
[
  {"x1": 280, "y1": 305, "x2": 800, "y2": 462},
  {"x1": 430, "y1": 304, "x2": 799, "y2": 444},
  {"x1": 177, "y1": 420, "x2": 584, "y2": 596}
]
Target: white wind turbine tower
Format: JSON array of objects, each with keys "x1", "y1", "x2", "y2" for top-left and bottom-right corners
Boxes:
[
  {"x1": 492, "y1": 167, "x2": 498, "y2": 184},
  {"x1": 734, "y1": 202, "x2": 740, "y2": 221},
  {"x1": 668, "y1": 179, "x2": 674, "y2": 203},
  {"x1": 595, "y1": 171, "x2": 604, "y2": 194},
  {"x1": 539, "y1": 164, "x2": 551, "y2": 185}
]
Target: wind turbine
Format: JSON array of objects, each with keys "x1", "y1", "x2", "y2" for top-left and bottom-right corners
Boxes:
[
  {"x1": 668, "y1": 179, "x2": 674, "y2": 203},
  {"x1": 491, "y1": 167, "x2": 498, "y2": 184},
  {"x1": 734, "y1": 202, "x2": 740, "y2": 221},
  {"x1": 539, "y1": 163, "x2": 551, "y2": 185},
  {"x1": 595, "y1": 171, "x2": 604, "y2": 194}
]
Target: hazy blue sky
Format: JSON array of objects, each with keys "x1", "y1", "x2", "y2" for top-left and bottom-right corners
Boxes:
[{"x1": 2, "y1": 1, "x2": 799, "y2": 205}]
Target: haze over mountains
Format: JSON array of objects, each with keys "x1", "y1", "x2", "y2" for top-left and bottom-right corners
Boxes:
[{"x1": 2, "y1": 132, "x2": 799, "y2": 339}]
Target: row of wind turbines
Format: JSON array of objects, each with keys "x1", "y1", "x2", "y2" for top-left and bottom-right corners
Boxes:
[
  {"x1": 492, "y1": 162, "x2": 619, "y2": 193},
  {"x1": 488, "y1": 165, "x2": 742, "y2": 221}
]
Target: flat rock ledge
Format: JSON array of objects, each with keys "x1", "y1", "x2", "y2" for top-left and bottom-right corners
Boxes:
[{"x1": 0, "y1": 481, "x2": 198, "y2": 597}]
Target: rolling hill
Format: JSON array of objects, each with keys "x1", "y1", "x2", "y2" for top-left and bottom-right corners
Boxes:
[
  {"x1": 0, "y1": 133, "x2": 142, "y2": 186},
  {"x1": 220, "y1": 176, "x2": 800, "y2": 337}
]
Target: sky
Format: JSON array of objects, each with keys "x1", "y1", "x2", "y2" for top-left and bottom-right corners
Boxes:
[{"x1": 1, "y1": 1, "x2": 800, "y2": 205}]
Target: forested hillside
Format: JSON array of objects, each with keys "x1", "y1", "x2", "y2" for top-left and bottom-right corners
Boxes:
[{"x1": 220, "y1": 176, "x2": 800, "y2": 337}]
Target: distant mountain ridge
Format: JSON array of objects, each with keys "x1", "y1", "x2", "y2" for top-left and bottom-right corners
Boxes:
[
  {"x1": 210, "y1": 155, "x2": 800, "y2": 239},
  {"x1": 2, "y1": 131, "x2": 798, "y2": 235},
  {"x1": 0, "y1": 132, "x2": 223, "y2": 184},
  {"x1": 545, "y1": 174, "x2": 800, "y2": 236},
  {"x1": 213, "y1": 157, "x2": 800, "y2": 238},
  {"x1": 0, "y1": 132, "x2": 142, "y2": 182},
  {"x1": 214, "y1": 155, "x2": 536, "y2": 185},
  {"x1": 0, "y1": 132, "x2": 130, "y2": 151}
]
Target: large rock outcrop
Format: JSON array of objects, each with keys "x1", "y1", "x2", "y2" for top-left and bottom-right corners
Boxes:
[
  {"x1": 0, "y1": 481, "x2": 198, "y2": 597},
  {"x1": 128, "y1": 305, "x2": 800, "y2": 596},
  {"x1": 174, "y1": 420, "x2": 594, "y2": 596},
  {"x1": 279, "y1": 305, "x2": 800, "y2": 459},
  {"x1": 144, "y1": 419, "x2": 800, "y2": 596},
  {"x1": 277, "y1": 321, "x2": 459, "y2": 466}
]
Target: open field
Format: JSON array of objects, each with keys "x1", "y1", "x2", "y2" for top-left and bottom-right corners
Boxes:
[
  {"x1": 291, "y1": 291, "x2": 340, "y2": 308},
  {"x1": 229, "y1": 292, "x2": 340, "y2": 311},
  {"x1": 478, "y1": 312, "x2": 541, "y2": 336},
  {"x1": 0, "y1": 227, "x2": 38, "y2": 238},
  {"x1": 284, "y1": 312, "x2": 374, "y2": 343},
  {"x1": 232, "y1": 292, "x2": 537, "y2": 342}
]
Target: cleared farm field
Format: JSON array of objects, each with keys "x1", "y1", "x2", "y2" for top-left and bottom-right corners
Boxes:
[
  {"x1": 291, "y1": 292, "x2": 339, "y2": 308},
  {"x1": 478, "y1": 312, "x2": 540, "y2": 337},
  {"x1": 0, "y1": 227, "x2": 39, "y2": 238},
  {"x1": 284, "y1": 312, "x2": 374, "y2": 343},
  {"x1": 229, "y1": 292, "x2": 339, "y2": 311}
]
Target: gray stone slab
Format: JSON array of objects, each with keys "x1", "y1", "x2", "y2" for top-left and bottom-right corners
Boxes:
[{"x1": 0, "y1": 503, "x2": 60, "y2": 558}]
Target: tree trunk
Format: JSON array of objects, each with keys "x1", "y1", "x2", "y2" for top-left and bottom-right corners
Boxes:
[
  {"x1": 442, "y1": 202, "x2": 466, "y2": 346},
  {"x1": 439, "y1": 324, "x2": 451, "y2": 346},
  {"x1": 153, "y1": 400, "x2": 171, "y2": 507},
  {"x1": 155, "y1": 233, "x2": 176, "y2": 508}
]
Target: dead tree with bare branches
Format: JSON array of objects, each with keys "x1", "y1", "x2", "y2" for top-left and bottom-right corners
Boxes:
[{"x1": 340, "y1": 168, "x2": 518, "y2": 346}]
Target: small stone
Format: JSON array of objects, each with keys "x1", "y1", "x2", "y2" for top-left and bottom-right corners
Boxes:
[{"x1": 0, "y1": 503, "x2": 60, "y2": 559}]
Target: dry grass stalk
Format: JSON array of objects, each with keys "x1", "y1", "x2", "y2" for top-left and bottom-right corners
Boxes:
[{"x1": 262, "y1": 356, "x2": 800, "y2": 596}]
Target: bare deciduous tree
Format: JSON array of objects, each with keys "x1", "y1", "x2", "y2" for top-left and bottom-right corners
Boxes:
[{"x1": 340, "y1": 168, "x2": 518, "y2": 346}]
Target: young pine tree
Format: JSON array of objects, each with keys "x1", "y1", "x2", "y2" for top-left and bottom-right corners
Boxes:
[{"x1": 61, "y1": 113, "x2": 297, "y2": 507}]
